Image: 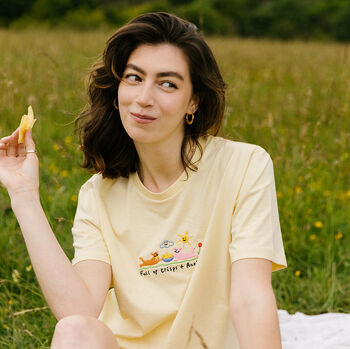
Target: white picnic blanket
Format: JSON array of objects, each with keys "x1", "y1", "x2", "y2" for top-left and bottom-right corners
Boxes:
[{"x1": 278, "y1": 310, "x2": 350, "y2": 349}]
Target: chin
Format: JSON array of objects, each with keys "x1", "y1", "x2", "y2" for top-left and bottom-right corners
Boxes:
[{"x1": 126, "y1": 128, "x2": 159, "y2": 145}]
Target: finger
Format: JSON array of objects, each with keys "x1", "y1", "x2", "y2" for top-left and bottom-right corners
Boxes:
[
  {"x1": 12, "y1": 128, "x2": 19, "y2": 137},
  {"x1": 0, "y1": 135, "x2": 12, "y2": 143},
  {"x1": 0, "y1": 129, "x2": 19, "y2": 144},
  {"x1": 1, "y1": 129, "x2": 20, "y2": 156},
  {"x1": 0, "y1": 142, "x2": 6, "y2": 157},
  {"x1": 25, "y1": 130, "x2": 36, "y2": 154},
  {"x1": 17, "y1": 143, "x2": 26, "y2": 157},
  {"x1": 6, "y1": 136, "x2": 17, "y2": 157}
]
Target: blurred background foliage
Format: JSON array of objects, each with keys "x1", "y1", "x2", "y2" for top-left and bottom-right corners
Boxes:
[
  {"x1": 1, "y1": 2, "x2": 350, "y2": 347},
  {"x1": 2, "y1": 0, "x2": 350, "y2": 41}
]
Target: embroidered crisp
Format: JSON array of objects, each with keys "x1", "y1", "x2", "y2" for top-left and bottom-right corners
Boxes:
[{"x1": 139, "y1": 233, "x2": 202, "y2": 276}]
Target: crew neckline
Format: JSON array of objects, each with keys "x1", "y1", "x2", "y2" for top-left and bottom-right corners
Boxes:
[{"x1": 131, "y1": 137, "x2": 208, "y2": 200}]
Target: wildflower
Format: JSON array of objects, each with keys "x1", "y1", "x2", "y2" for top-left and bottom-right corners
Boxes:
[
  {"x1": 53, "y1": 144, "x2": 60, "y2": 151},
  {"x1": 346, "y1": 190, "x2": 350, "y2": 199},
  {"x1": 295, "y1": 186, "x2": 302, "y2": 193},
  {"x1": 12, "y1": 269, "x2": 20, "y2": 283},
  {"x1": 336, "y1": 191, "x2": 345, "y2": 201},
  {"x1": 341, "y1": 152, "x2": 349, "y2": 161},
  {"x1": 71, "y1": 194, "x2": 77, "y2": 202},
  {"x1": 335, "y1": 232, "x2": 343, "y2": 240},
  {"x1": 48, "y1": 162, "x2": 59, "y2": 174},
  {"x1": 60, "y1": 170, "x2": 69, "y2": 177},
  {"x1": 310, "y1": 181, "x2": 321, "y2": 191},
  {"x1": 26, "y1": 264, "x2": 32, "y2": 272},
  {"x1": 295, "y1": 270, "x2": 301, "y2": 277},
  {"x1": 309, "y1": 234, "x2": 317, "y2": 241},
  {"x1": 323, "y1": 190, "x2": 331, "y2": 197},
  {"x1": 277, "y1": 191, "x2": 283, "y2": 198},
  {"x1": 8, "y1": 299, "x2": 13, "y2": 305},
  {"x1": 3, "y1": 324, "x2": 7, "y2": 329},
  {"x1": 64, "y1": 136, "x2": 72, "y2": 145},
  {"x1": 314, "y1": 221, "x2": 323, "y2": 228}
]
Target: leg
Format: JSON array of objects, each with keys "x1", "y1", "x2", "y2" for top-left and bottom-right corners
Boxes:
[{"x1": 51, "y1": 315, "x2": 120, "y2": 349}]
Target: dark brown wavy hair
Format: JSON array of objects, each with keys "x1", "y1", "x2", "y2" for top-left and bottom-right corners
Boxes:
[{"x1": 75, "y1": 12, "x2": 227, "y2": 179}]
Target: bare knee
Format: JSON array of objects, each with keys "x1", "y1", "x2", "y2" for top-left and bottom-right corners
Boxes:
[
  {"x1": 51, "y1": 315, "x2": 96, "y2": 348},
  {"x1": 51, "y1": 315, "x2": 119, "y2": 349}
]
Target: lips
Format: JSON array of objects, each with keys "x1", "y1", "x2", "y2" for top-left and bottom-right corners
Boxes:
[
  {"x1": 131, "y1": 113, "x2": 156, "y2": 120},
  {"x1": 130, "y1": 112, "x2": 157, "y2": 124}
]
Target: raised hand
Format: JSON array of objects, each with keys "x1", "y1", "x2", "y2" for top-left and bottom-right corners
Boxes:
[{"x1": 0, "y1": 128, "x2": 39, "y2": 198}]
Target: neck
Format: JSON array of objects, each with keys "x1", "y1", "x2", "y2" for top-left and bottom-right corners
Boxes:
[{"x1": 134, "y1": 137, "x2": 195, "y2": 193}]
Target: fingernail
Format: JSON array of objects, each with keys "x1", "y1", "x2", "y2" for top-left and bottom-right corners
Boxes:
[{"x1": 0, "y1": 142, "x2": 5, "y2": 147}]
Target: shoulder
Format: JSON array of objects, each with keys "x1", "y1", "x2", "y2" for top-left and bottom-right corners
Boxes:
[
  {"x1": 200, "y1": 135, "x2": 272, "y2": 167},
  {"x1": 80, "y1": 173, "x2": 117, "y2": 195}
]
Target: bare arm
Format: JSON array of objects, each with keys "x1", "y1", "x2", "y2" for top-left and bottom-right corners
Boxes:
[
  {"x1": 230, "y1": 258, "x2": 282, "y2": 349},
  {"x1": 0, "y1": 129, "x2": 111, "y2": 320}
]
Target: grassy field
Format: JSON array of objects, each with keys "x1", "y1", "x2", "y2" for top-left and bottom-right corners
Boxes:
[{"x1": 0, "y1": 29, "x2": 349, "y2": 348}]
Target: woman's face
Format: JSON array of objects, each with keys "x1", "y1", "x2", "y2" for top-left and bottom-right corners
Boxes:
[{"x1": 118, "y1": 43, "x2": 198, "y2": 148}]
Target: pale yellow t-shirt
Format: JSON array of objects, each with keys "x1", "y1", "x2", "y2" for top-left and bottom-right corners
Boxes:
[{"x1": 72, "y1": 135, "x2": 287, "y2": 349}]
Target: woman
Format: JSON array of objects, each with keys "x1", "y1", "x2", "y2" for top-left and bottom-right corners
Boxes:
[{"x1": 0, "y1": 12, "x2": 286, "y2": 349}]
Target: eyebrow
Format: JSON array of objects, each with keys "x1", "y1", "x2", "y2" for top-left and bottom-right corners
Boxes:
[{"x1": 125, "y1": 63, "x2": 184, "y2": 81}]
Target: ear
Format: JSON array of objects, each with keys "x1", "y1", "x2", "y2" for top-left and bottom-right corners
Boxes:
[{"x1": 187, "y1": 94, "x2": 199, "y2": 114}]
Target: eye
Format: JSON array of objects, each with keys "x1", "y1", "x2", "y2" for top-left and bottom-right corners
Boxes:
[
  {"x1": 124, "y1": 74, "x2": 141, "y2": 83},
  {"x1": 161, "y1": 81, "x2": 178, "y2": 89}
]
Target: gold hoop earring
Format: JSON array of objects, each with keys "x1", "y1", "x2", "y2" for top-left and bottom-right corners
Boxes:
[
  {"x1": 186, "y1": 113, "x2": 194, "y2": 125},
  {"x1": 113, "y1": 98, "x2": 119, "y2": 110}
]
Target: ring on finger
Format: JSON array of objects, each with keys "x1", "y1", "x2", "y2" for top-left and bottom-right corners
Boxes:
[{"x1": 26, "y1": 149, "x2": 36, "y2": 154}]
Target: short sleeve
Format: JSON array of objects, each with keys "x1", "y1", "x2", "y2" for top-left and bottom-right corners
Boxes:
[
  {"x1": 71, "y1": 182, "x2": 111, "y2": 266},
  {"x1": 229, "y1": 147, "x2": 287, "y2": 271}
]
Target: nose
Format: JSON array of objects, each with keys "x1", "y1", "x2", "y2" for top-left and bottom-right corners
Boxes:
[{"x1": 136, "y1": 82, "x2": 154, "y2": 108}]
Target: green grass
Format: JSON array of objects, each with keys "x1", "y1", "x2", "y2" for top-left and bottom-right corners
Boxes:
[{"x1": 0, "y1": 29, "x2": 349, "y2": 347}]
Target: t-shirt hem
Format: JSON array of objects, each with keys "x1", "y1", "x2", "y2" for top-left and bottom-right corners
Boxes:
[
  {"x1": 72, "y1": 255, "x2": 111, "y2": 266},
  {"x1": 230, "y1": 249, "x2": 287, "y2": 272}
]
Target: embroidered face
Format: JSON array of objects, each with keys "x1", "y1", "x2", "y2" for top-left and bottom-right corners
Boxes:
[
  {"x1": 160, "y1": 240, "x2": 174, "y2": 248},
  {"x1": 176, "y1": 232, "x2": 192, "y2": 248},
  {"x1": 118, "y1": 43, "x2": 198, "y2": 148}
]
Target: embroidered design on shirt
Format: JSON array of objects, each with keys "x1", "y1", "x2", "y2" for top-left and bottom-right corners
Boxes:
[
  {"x1": 139, "y1": 252, "x2": 160, "y2": 267},
  {"x1": 160, "y1": 240, "x2": 174, "y2": 248},
  {"x1": 139, "y1": 234, "x2": 202, "y2": 276},
  {"x1": 176, "y1": 232, "x2": 192, "y2": 248}
]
